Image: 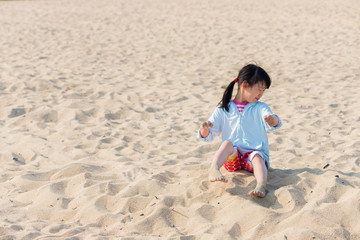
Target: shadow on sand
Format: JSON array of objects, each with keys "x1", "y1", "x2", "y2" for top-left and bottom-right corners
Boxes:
[{"x1": 225, "y1": 167, "x2": 359, "y2": 209}]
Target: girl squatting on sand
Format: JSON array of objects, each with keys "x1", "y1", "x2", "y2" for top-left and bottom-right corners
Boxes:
[{"x1": 198, "y1": 63, "x2": 282, "y2": 197}]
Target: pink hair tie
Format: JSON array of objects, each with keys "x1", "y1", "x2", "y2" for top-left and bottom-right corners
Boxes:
[{"x1": 234, "y1": 78, "x2": 238, "y2": 83}]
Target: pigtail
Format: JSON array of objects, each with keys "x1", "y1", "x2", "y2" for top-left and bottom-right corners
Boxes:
[{"x1": 218, "y1": 80, "x2": 237, "y2": 112}]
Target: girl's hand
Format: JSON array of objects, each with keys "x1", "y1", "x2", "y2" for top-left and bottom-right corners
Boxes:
[
  {"x1": 201, "y1": 121, "x2": 213, "y2": 129},
  {"x1": 200, "y1": 121, "x2": 213, "y2": 138},
  {"x1": 264, "y1": 115, "x2": 279, "y2": 127}
]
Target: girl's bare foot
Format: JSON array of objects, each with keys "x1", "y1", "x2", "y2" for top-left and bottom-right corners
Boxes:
[
  {"x1": 209, "y1": 166, "x2": 228, "y2": 182},
  {"x1": 249, "y1": 183, "x2": 267, "y2": 197}
]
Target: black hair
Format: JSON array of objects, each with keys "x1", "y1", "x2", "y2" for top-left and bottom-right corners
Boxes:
[{"x1": 218, "y1": 63, "x2": 271, "y2": 112}]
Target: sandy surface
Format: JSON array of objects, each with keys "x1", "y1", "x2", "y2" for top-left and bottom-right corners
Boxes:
[{"x1": 0, "y1": 0, "x2": 359, "y2": 239}]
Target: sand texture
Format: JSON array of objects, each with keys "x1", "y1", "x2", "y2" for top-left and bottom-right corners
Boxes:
[{"x1": 0, "y1": 0, "x2": 360, "y2": 239}]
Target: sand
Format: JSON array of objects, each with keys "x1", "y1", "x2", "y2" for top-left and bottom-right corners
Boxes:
[{"x1": 0, "y1": 0, "x2": 359, "y2": 239}]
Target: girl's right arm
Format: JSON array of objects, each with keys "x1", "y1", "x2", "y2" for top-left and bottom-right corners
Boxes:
[
  {"x1": 197, "y1": 107, "x2": 222, "y2": 142},
  {"x1": 199, "y1": 121, "x2": 213, "y2": 138}
]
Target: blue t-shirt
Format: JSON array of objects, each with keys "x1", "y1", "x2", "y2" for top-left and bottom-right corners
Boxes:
[{"x1": 198, "y1": 101, "x2": 282, "y2": 166}]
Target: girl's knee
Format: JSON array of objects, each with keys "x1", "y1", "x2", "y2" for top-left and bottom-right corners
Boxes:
[
  {"x1": 222, "y1": 140, "x2": 233, "y2": 148},
  {"x1": 252, "y1": 154, "x2": 268, "y2": 168},
  {"x1": 253, "y1": 154, "x2": 264, "y2": 161},
  {"x1": 219, "y1": 140, "x2": 235, "y2": 155}
]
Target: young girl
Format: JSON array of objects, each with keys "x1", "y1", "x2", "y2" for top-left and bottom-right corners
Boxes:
[{"x1": 197, "y1": 63, "x2": 282, "y2": 197}]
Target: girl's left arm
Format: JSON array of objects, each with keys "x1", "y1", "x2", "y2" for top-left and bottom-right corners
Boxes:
[
  {"x1": 260, "y1": 103, "x2": 282, "y2": 131},
  {"x1": 264, "y1": 114, "x2": 279, "y2": 127}
]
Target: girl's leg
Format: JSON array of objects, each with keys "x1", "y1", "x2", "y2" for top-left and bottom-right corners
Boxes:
[
  {"x1": 209, "y1": 140, "x2": 234, "y2": 182},
  {"x1": 249, "y1": 154, "x2": 268, "y2": 197}
]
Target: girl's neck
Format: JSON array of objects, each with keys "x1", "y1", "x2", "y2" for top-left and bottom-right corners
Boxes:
[{"x1": 234, "y1": 92, "x2": 248, "y2": 103}]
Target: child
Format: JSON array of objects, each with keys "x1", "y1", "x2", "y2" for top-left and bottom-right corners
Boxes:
[{"x1": 197, "y1": 63, "x2": 282, "y2": 197}]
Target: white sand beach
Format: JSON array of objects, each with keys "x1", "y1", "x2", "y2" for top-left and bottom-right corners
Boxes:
[{"x1": 0, "y1": 0, "x2": 359, "y2": 239}]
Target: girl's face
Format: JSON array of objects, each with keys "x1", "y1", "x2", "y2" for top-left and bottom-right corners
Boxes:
[{"x1": 242, "y1": 81, "x2": 267, "y2": 103}]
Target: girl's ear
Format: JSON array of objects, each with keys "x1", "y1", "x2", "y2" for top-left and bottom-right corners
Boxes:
[{"x1": 242, "y1": 81, "x2": 248, "y2": 89}]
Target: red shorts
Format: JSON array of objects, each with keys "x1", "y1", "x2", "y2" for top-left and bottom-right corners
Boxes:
[{"x1": 224, "y1": 147, "x2": 255, "y2": 172}]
